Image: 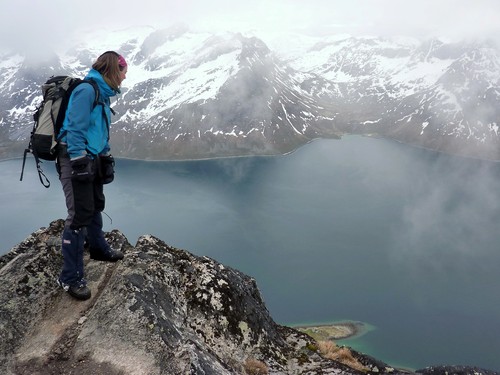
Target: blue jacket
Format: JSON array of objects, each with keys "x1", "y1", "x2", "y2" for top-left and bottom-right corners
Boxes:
[{"x1": 59, "y1": 69, "x2": 118, "y2": 159}]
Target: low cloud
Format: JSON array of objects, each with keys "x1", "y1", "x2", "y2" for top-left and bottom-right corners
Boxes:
[
  {"x1": 392, "y1": 155, "x2": 500, "y2": 271},
  {"x1": 2, "y1": 0, "x2": 500, "y2": 57}
]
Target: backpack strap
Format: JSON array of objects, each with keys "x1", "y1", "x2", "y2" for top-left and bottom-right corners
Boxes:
[
  {"x1": 100, "y1": 104, "x2": 111, "y2": 142},
  {"x1": 85, "y1": 79, "x2": 100, "y2": 108}
]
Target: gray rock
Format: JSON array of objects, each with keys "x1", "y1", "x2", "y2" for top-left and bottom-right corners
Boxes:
[
  {"x1": 0, "y1": 220, "x2": 362, "y2": 374},
  {"x1": 1, "y1": 220, "x2": 495, "y2": 375}
]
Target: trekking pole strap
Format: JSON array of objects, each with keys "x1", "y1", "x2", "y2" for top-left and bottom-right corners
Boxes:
[
  {"x1": 37, "y1": 165, "x2": 51, "y2": 188},
  {"x1": 34, "y1": 154, "x2": 51, "y2": 188}
]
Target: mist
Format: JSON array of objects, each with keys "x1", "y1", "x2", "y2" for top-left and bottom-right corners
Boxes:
[
  {"x1": 392, "y1": 152, "x2": 500, "y2": 270},
  {"x1": 2, "y1": 0, "x2": 500, "y2": 58}
]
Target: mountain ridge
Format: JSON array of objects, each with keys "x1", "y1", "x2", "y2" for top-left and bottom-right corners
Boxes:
[{"x1": 1, "y1": 26, "x2": 499, "y2": 161}]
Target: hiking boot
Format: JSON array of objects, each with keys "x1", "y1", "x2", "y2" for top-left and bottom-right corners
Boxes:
[
  {"x1": 89, "y1": 247, "x2": 124, "y2": 262},
  {"x1": 57, "y1": 279, "x2": 91, "y2": 301}
]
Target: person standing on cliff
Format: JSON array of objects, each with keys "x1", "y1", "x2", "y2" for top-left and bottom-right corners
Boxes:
[{"x1": 56, "y1": 51, "x2": 127, "y2": 300}]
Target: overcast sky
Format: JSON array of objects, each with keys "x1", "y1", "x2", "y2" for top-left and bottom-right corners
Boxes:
[{"x1": 2, "y1": 0, "x2": 500, "y2": 55}]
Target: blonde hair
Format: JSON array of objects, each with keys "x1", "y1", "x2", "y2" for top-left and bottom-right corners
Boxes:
[{"x1": 92, "y1": 51, "x2": 124, "y2": 90}]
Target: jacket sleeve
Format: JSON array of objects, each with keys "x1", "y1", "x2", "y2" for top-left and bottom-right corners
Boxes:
[{"x1": 65, "y1": 83, "x2": 95, "y2": 159}]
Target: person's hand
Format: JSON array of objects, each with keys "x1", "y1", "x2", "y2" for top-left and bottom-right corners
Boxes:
[{"x1": 70, "y1": 156, "x2": 94, "y2": 182}]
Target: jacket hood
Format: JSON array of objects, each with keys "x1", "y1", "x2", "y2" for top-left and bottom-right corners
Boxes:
[{"x1": 85, "y1": 69, "x2": 119, "y2": 99}]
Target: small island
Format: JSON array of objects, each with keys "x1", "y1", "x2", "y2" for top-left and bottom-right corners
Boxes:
[{"x1": 294, "y1": 321, "x2": 366, "y2": 341}]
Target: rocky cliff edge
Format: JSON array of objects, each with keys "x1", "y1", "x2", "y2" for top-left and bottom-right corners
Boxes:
[{"x1": 0, "y1": 220, "x2": 497, "y2": 375}]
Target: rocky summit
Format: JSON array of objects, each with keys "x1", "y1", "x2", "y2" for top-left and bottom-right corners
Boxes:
[{"x1": 0, "y1": 220, "x2": 498, "y2": 375}]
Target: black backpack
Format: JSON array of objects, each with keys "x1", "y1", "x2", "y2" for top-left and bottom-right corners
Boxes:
[{"x1": 20, "y1": 76, "x2": 99, "y2": 188}]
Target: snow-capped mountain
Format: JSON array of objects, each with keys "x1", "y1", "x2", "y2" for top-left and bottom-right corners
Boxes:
[
  {"x1": 284, "y1": 35, "x2": 500, "y2": 159},
  {"x1": 1, "y1": 26, "x2": 499, "y2": 160}
]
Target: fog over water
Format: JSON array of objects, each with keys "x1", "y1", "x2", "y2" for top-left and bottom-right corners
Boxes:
[{"x1": 1, "y1": 136, "x2": 500, "y2": 370}]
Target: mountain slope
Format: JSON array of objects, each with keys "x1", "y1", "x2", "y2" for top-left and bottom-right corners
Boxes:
[
  {"x1": 110, "y1": 29, "x2": 325, "y2": 159},
  {"x1": 286, "y1": 36, "x2": 500, "y2": 159},
  {"x1": 1, "y1": 27, "x2": 499, "y2": 160}
]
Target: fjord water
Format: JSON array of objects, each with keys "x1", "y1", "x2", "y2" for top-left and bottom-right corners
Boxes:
[{"x1": 2, "y1": 136, "x2": 500, "y2": 371}]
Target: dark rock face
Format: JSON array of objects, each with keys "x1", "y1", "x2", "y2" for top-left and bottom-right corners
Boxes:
[{"x1": 0, "y1": 220, "x2": 498, "y2": 375}]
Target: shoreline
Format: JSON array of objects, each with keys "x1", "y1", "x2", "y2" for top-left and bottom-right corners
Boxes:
[{"x1": 3, "y1": 134, "x2": 500, "y2": 164}]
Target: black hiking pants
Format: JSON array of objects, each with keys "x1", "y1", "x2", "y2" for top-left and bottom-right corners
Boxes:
[{"x1": 56, "y1": 146, "x2": 105, "y2": 230}]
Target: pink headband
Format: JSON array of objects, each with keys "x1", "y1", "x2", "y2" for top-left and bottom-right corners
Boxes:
[{"x1": 118, "y1": 55, "x2": 127, "y2": 68}]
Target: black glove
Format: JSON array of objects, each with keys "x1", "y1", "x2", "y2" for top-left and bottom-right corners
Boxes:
[
  {"x1": 100, "y1": 154, "x2": 115, "y2": 184},
  {"x1": 70, "y1": 156, "x2": 94, "y2": 182}
]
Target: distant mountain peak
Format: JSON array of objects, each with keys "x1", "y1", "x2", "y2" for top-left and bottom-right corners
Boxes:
[{"x1": 1, "y1": 27, "x2": 499, "y2": 161}]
